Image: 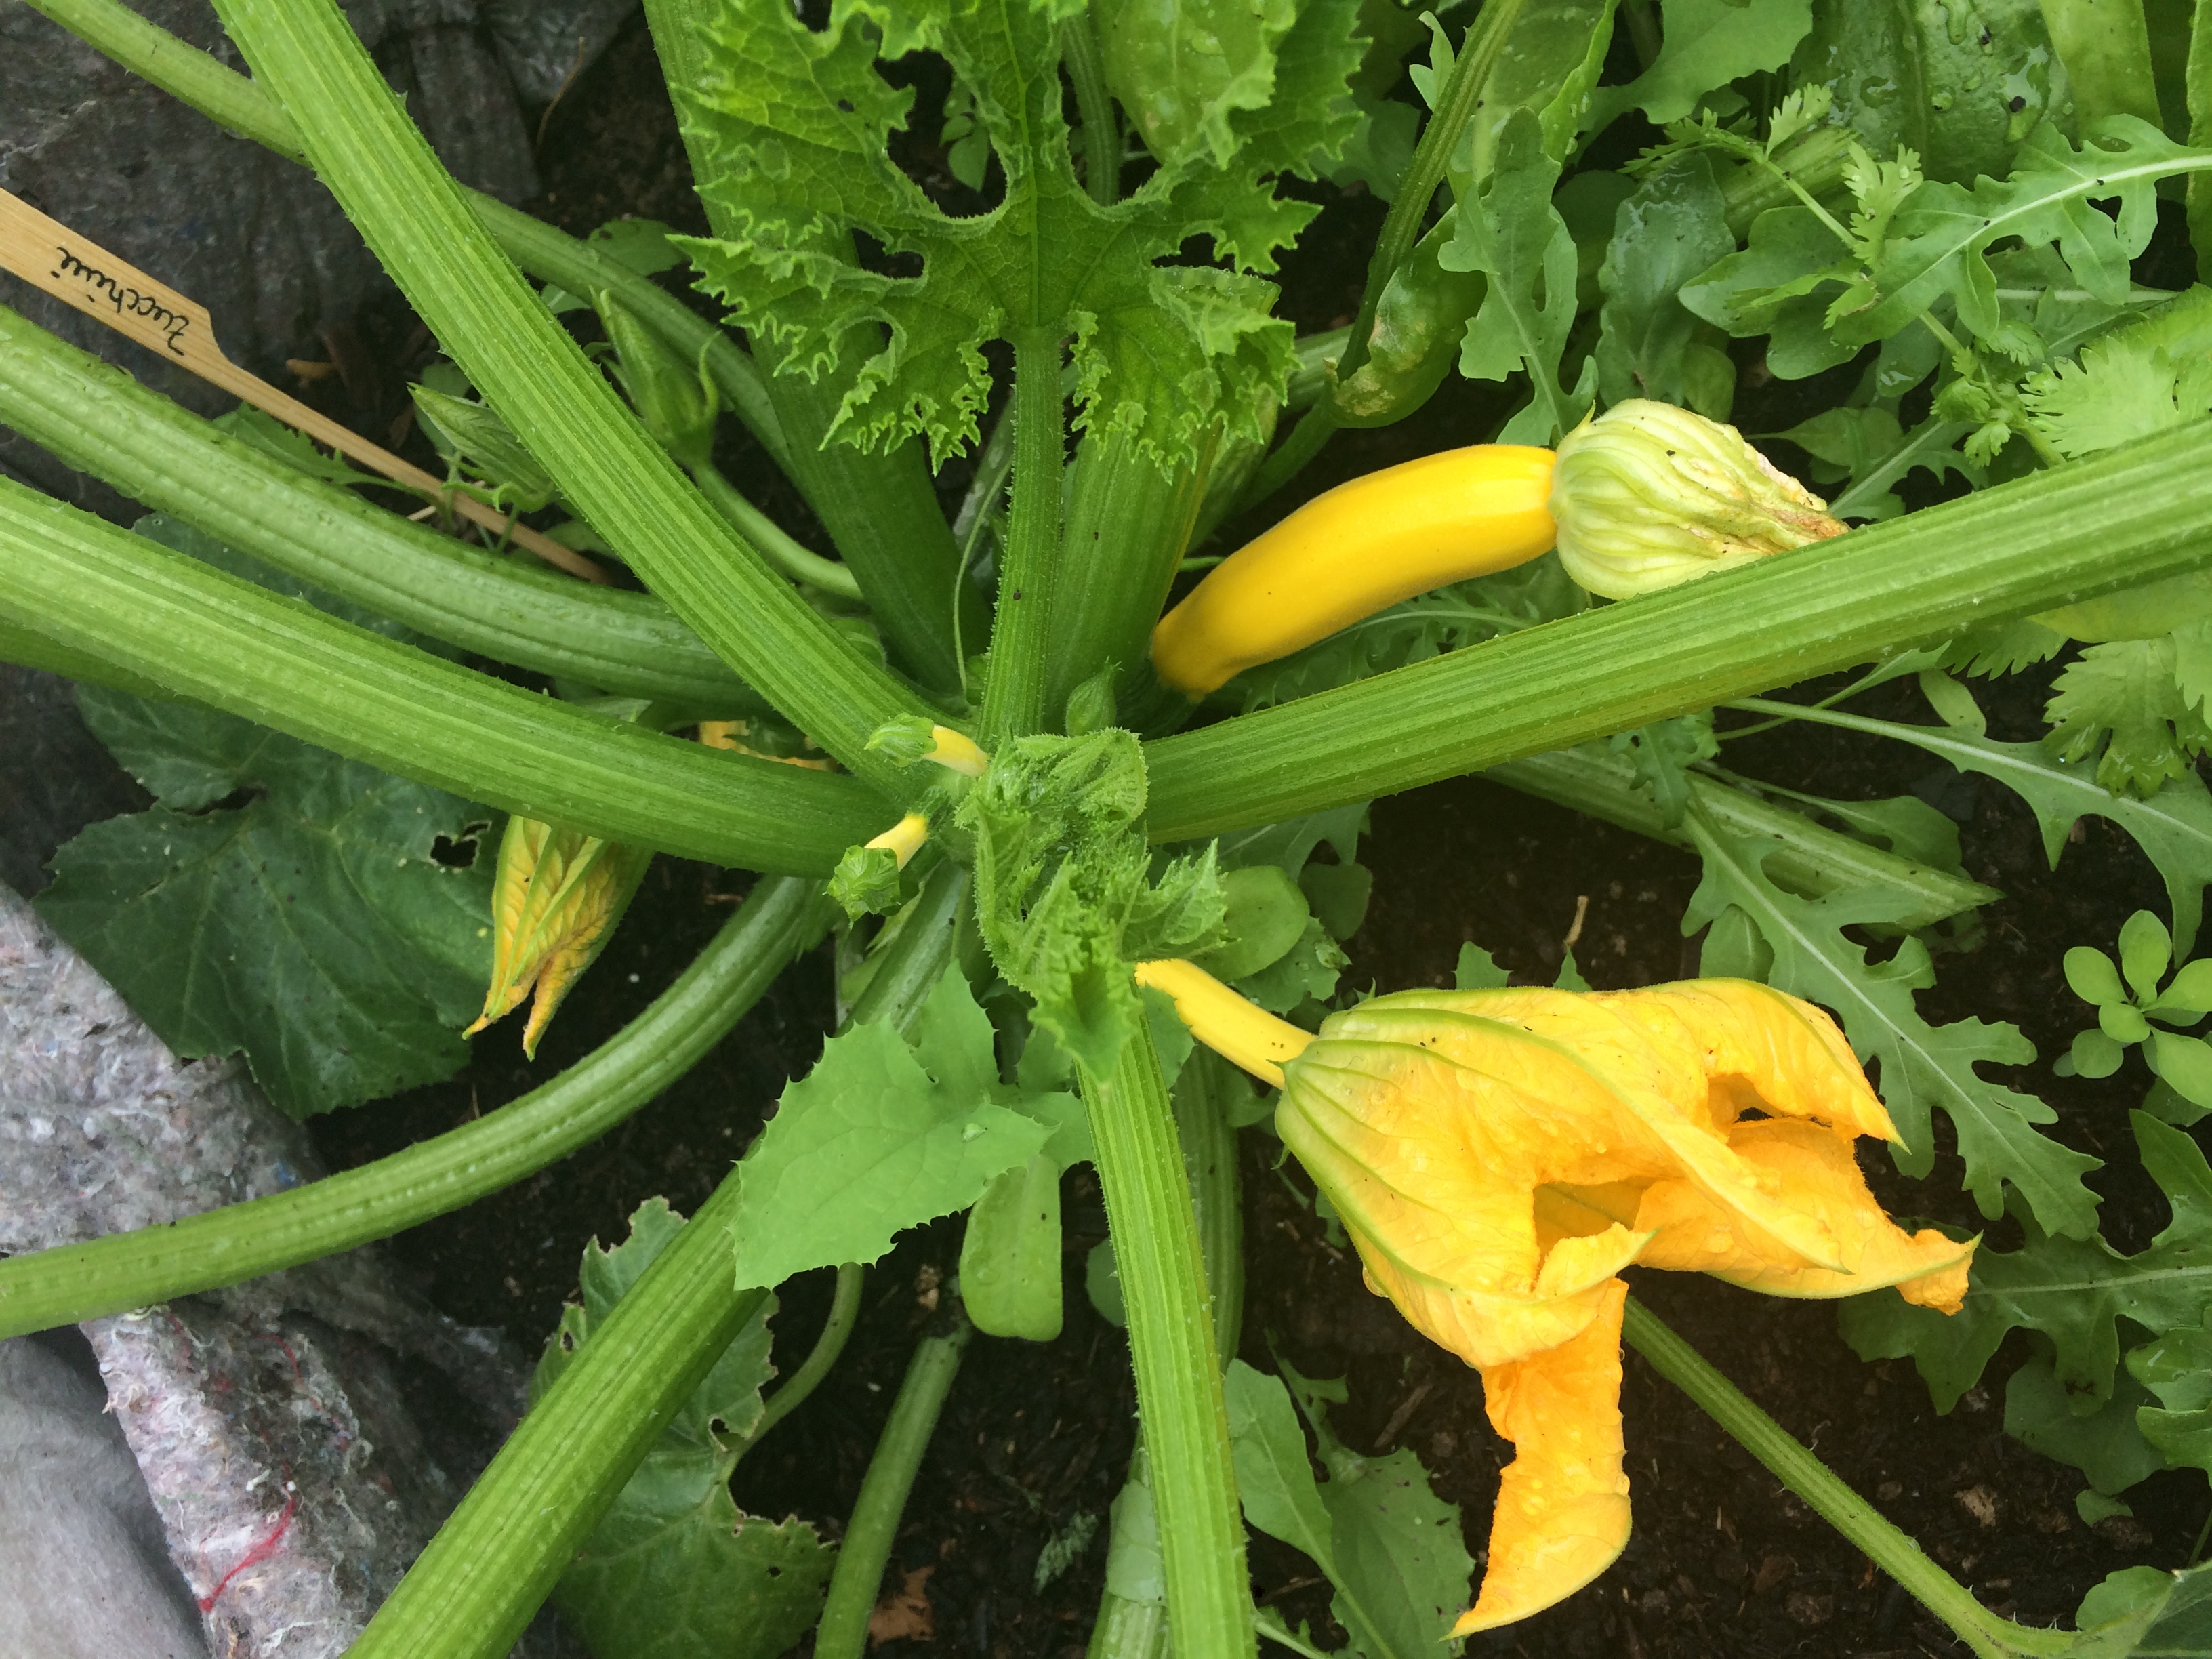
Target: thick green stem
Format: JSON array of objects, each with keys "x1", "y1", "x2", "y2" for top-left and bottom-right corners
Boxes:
[
  {"x1": 737, "y1": 1261, "x2": 865, "y2": 1462},
  {"x1": 0, "y1": 299, "x2": 762, "y2": 710},
  {"x1": 0, "y1": 479, "x2": 885, "y2": 872},
  {"x1": 1144, "y1": 419, "x2": 2212, "y2": 841},
  {"x1": 813, "y1": 1311, "x2": 975, "y2": 1659},
  {"x1": 1061, "y1": 11, "x2": 1123, "y2": 207},
  {"x1": 1044, "y1": 428, "x2": 1212, "y2": 721},
  {"x1": 18, "y1": 0, "x2": 794, "y2": 471},
  {"x1": 352, "y1": 1177, "x2": 771, "y2": 1656},
  {"x1": 981, "y1": 327, "x2": 1069, "y2": 743},
  {"x1": 0, "y1": 878, "x2": 827, "y2": 1338},
  {"x1": 1490, "y1": 745, "x2": 2000, "y2": 928},
  {"x1": 1622, "y1": 1296, "x2": 2074, "y2": 1659},
  {"x1": 1235, "y1": 404, "x2": 1339, "y2": 518},
  {"x1": 1079, "y1": 1021, "x2": 1253, "y2": 1659},
  {"x1": 209, "y1": 0, "x2": 926, "y2": 790}
]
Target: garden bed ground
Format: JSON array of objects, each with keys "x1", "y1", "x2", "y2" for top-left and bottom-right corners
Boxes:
[{"x1": 36, "y1": 11, "x2": 2205, "y2": 1656}]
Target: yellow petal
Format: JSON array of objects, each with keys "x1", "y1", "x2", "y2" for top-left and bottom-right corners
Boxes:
[
  {"x1": 1454, "y1": 1279, "x2": 1633, "y2": 1634},
  {"x1": 1629, "y1": 1118, "x2": 1976, "y2": 1307},
  {"x1": 468, "y1": 816, "x2": 650, "y2": 1052}
]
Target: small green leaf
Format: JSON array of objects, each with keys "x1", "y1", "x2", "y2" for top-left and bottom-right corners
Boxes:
[
  {"x1": 2156, "y1": 958, "x2": 2212, "y2": 1015},
  {"x1": 2103, "y1": 1002, "x2": 2154, "y2": 1044},
  {"x1": 1193, "y1": 865, "x2": 1314, "y2": 981},
  {"x1": 2046, "y1": 638, "x2": 2212, "y2": 801},
  {"x1": 726, "y1": 967, "x2": 1069, "y2": 1288},
  {"x1": 2120, "y1": 910, "x2": 2175, "y2": 1001},
  {"x1": 535, "y1": 1202, "x2": 833, "y2": 1659},
  {"x1": 2072, "y1": 1027, "x2": 2127, "y2": 1079},
  {"x1": 1086, "y1": 1235, "x2": 1126, "y2": 1328},
  {"x1": 2066, "y1": 945, "x2": 2129, "y2": 1008},
  {"x1": 1594, "y1": 154, "x2": 1737, "y2": 413},
  {"x1": 1454, "y1": 943, "x2": 1513, "y2": 991},
  {"x1": 2150, "y1": 1031, "x2": 2212, "y2": 1108},
  {"x1": 2004, "y1": 1356, "x2": 2165, "y2": 1494},
  {"x1": 2129, "y1": 1316, "x2": 2212, "y2": 1479},
  {"x1": 1300, "y1": 861, "x2": 1373, "y2": 942},
  {"x1": 1588, "y1": 0, "x2": 1815, "y2": 128}
]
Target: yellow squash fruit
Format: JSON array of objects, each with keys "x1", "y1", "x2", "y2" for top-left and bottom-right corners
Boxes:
[
  {"x1": 1134, "y1": 960, "x2": 1973, "y2": 1633},
  {"x1": 1149, "y1": 401, "x2": 1845, "y2": 697}
]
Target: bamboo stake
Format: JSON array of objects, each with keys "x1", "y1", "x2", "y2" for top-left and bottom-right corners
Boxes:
[{"x1": 0, "y1": 186, "x2": 607, "y2": 583}]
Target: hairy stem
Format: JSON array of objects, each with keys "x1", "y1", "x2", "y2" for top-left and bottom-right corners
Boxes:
[
  {"x1": 1079, "y1": 1021, "x2": 1253, "y2": 1659},
  {"x1": 981, "y1": 326, "x2": 1069, "y2": 743},
  {"x1": 813, "y1": 1310, "x2": 975, "y2": 1659},
  {"x1": 1622, "y1": 1296, "x2": 2073, "y2": 1659},
  {"x1": 0, "y1": 879, "x2": 827, "y2": 1338}
]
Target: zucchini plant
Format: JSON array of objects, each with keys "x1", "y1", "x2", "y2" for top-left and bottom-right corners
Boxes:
[{"x1": 2, "y1": 0, "x2": 2211, "y2": 1655}]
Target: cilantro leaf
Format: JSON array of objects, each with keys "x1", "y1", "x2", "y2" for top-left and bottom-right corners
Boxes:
[
  {"x1": 2045, "y1": 637, "x2": 2212, "y2": 800},
  {"x1": 536, "y1": 1201, "x2": 834, "y2": 1659},
  {"x1": 37, "y1": 702, "x2": 497, "y2": 1118},
  {"x1": 1841, "y1": 1113, "x2": 2212, "y2": 1423},
  {"x1": 2022, "y1": 285, "x2": 2212, "y2": 459},
  {"x1": 1440, "y1": 109, "x2": 1595, "y2": 444},
  {"x1": 1683, "y1": 813, "x2": 2104, "y2": 1239},
  {"x1": 1585, "y1": 0, "x2": 1815, "y2": 130},
  {"x1": 674, "y1": 0, "x2": 1364, "y2": 470},
  {"x1": 1677, "y1": 204, "x2": 1861, "y2": 380},
  {"x1": 725, "y1": 966, "x2": 1071, "y2": 1288}
]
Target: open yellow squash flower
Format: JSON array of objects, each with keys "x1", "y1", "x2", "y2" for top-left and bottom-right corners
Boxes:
[{"x1": 1135, "y1": 960, "x2": 1974, "y2": 1634}]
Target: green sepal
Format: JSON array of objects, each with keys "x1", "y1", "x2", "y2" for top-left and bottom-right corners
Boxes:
[{"x1": 830, "y1": 842, "x2": 907, "y2": 919}]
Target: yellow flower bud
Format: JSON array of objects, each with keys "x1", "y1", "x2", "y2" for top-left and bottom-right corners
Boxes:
[
  {"x1": 466, "y1": 816, "x2": 651, "y2": 1059},
  {"x1": 1549, "y1": 400, "x2": 1845, "y2": 599}
]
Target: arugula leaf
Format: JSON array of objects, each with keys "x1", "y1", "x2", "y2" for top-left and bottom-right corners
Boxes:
[
  {"x1": 37, "y1": 522, "x2": 496, "y2": 1118},
  {"x1": 1683, "y1": 812, "x2": 2104, "y2": 1238},
  {"x1": 2022, "y1": 285, "x2": 2212, "y2": 459},
  {"x1": 960, "y1": 730, "x2": 1225, "y2": 1073},
  {"x1": 2045, "y1": 637, "x2": 2212, "y2": 800},
  {"x1": 1226, "y1": 1359, "x2": 1473, "y2": 1659},
  {"x1": 1467, "y1": 0, "x2": 1622, "y2": 181},
  {"x1": 1441, "y1": 109, "x2": 1593, "y2": 444},
  {"x1": 1841, "y1": 1113, "x2": 2212, "y2": 1423},
  {"x1": 1585, "y1": 0, "x2": 1815, "y2": 130},
  {"x1": 536, "y1": 1201, "x2": 834, "y2": 1659},
  {"x1": 674, "y1": 0, "x2": 1364, "y2": 470},
  {"x1": 2004, "y1": 1357, "x2": 2167, "y2": 1495},
  {"x1": 2129, "y1": 1314, "x2": 2212, "y2": 1480},
  {"x1": 725, "y1": 966, "x2": 1071, "y2": 1288},
  {"x1": 1595, "y1": 153, "x2": 1738, "y2": 414},
  {"x1": 1839, "y1": 118, "x2": 2212, "y2": 351}
]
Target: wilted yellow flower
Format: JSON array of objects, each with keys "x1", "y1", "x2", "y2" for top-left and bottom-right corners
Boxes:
[
  {"x1": 466, "y1": 816, "x2": 652, "y2": 1059},
  {"x1": 1135, "y1": 962, "x2": 1973, "y2": 1633},
  {"x1": 1549, "y1": 400, "x2": 1845, "y2": 598}
]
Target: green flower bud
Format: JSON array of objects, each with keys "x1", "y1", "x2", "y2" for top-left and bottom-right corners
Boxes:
[
  {"x1": 1549, "y1": 400, "x2": 1845, "y2": 599},
  {"x1": 598, "y1": 295, "x2": 718, "y2": 469}
]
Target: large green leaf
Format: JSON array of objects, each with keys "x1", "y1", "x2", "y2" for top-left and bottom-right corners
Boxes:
[
  {"x1": 675, "y1": 0, "x2": 1364, "y2": 470},
  {"x1": 1584, "y1": 0, "x2": 1814, "y2": 129},
  {"x1": 725, "y1": 966, "x2": 1073, "y2": 1288},
  {"x1": 37, "y1": 527, "x2": 497, "y2": 1118},
  {"x1": 535, "y1": 1201, "x2": 834, "y2": 1659}
]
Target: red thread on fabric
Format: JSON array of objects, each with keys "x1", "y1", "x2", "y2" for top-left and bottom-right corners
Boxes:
[{"x1": 197, "y1": 1492, "x2": 298, "y2": 1612}]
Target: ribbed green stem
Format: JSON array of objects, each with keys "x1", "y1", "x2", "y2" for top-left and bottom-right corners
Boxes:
[
  {"x1": 0, "y1": 878, "x2": 826, "y2": 1338},
  {"x1": 813, "y1": 1311, "x2": 975, "y2": 1659},
  {"x1": 0, "y1": 615, "x2": 167, "y2": 698},
  {"x1": 735, "y1": 1261, "x2": 865, "y2": 1462},
  {"x1": 1490, "y1": 745, "x2": 1999, "y2": 928},
  {"x1": 351, "y1": 1179, "x2": 769, "y2": 1657},
  {"x1": 1079, "y1": 1021, "x2": 1252, "y2": 1659},
  {"x1": 1145, "y1": 420, "x2": 2212, "y2": 841},
  {"x1": 688, "y1": 462, "x2": 864, "y2": 600},
  {"x1": 1622, "y1": 1297, "x2": 2074, "y2": 1659},
  {"x1": 1061, "y1": 11, "x2": 1123, "y2": 206},
  {"x1": 0, "y1": 300, "x2": 763, "y2": 710},
  {"x1": 1044, "y1": 428, "x2": 1212, "y2": 721},
  {"x1": 0, "y1": 479, "x2": 884, "y2": 872},
  {"x1": 981, "y1": 327, "x2": 1069, "y2": 743},
  {"x1": 19, "y1": 0, "x2": 794, "y2": 471},
  {"x1": 208, "y1": 0, "x2": 925, "y2": 790}
]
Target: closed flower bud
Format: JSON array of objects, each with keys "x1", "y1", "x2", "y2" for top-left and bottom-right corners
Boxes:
[{"x1": 1549, "y1": 400, "x2": 1845, "y2": 599}]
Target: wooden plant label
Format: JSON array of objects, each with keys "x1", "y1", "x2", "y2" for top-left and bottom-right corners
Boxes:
[{"x1": 0, "y1": 186, "x2": 604, "y2": 581}]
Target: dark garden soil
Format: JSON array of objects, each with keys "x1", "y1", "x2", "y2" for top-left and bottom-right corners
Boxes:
[{"x1": 287, "y1": 15, "x2": 2212, "y2": 1658}]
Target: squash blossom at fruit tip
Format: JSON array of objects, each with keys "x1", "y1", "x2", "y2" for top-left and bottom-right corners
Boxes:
[{"x1": 1133, "y1": 958, "x2": 1975, "y2": 1634}]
